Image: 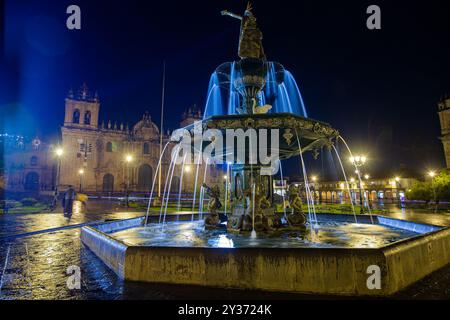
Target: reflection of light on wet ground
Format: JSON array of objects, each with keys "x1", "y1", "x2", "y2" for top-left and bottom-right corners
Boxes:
[
  {"x1": 211, "y1": 235, "x2": 234, "y2": 248},
  {"x1": 109, "y1": 220, "x2": 419, "y2": 249}
]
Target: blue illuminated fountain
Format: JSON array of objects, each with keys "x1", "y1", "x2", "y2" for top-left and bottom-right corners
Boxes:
[
  {"x1": 81, "y1": 4, "x2": 450, "y2": 296},
  {"x1": 178, "y1": 3, "x2": 340, "y2": 233}
]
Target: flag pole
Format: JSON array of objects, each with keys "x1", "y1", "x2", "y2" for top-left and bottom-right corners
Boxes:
[{"x1": 158, "y1": 61, "x2": 166, "y2": 198}]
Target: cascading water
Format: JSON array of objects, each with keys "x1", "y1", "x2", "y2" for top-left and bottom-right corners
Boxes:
[
  {"x1": 295, "y1": 129, "x2": 318, "y2": 229},
  {"x1": 278, "y1": 160, "x2": 288, "y2": 221},
  {"x1": 176, "y1": 154, "x2": 188, "y2": 211},
  {"x1": 332, "y1": 144, "x2": 357, "y2": 223},
  {"x1": 197, "y1": 157, "x2": 210, "y2": 221},
  {"x1": 338, "y1": 136, "x2": 374, "y2": 223},
  {"x1": 224, "y1": 163, "x2": 230, "y2": 219},
  {"x1": 145, "y1": 141, "x2": 170, "y2": 226},
  {"x1": 191, "y1": 148, "x2": 203, "y2": 214}
]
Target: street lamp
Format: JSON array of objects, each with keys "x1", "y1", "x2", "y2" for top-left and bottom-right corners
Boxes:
[
  {"x1": 124, "y1": 154, "x2": 133, "y2": 207},
  {"x1": 78, "y1": 169, "x2": 84, "y2": 192},
  {"x1": 350, "y1": 155, "x2": 367, "y2": 214}
]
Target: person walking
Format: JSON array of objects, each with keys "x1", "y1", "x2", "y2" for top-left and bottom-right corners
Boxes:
[{"x1": 62, "y1": 185, "x2": 77, "y2": 218}]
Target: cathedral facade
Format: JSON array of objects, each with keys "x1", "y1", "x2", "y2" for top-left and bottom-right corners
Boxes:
[{"x1": 438, "y1": 94, "x2": 450, "y2": 168}]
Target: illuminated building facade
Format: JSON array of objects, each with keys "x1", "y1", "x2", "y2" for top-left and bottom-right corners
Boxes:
[{"x1": 3, "y1": 85, "x2": 219, "y2": 195}]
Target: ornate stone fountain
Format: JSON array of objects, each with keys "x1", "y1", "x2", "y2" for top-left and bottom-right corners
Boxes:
[{"x1": 184, "y1": 4, "x2": 339, "y2": 232}]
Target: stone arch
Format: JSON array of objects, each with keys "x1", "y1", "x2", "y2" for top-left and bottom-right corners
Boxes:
[
  {"x1": 171, "y1": 176, "x2": 180, "y2": 192},
  {"x1": 103, "y1": 174, "x2": 114, "y2": 192},
  {"x1": 235, "y1": 173, "x2": 243, "y2": 199},
  {"x1": 370, "y1": 190, "x2": 377, "y2": 201},
  {"x1": 143, "y1": 143, "x2": 150, "y2": 155},
  {"x1": 137, "y1": 164, "x2": 153, "y2": 191},
  {"x1": 24, "y1": 172, "x2": 40, "y2": 191},
  {"x1": 84, "y1": 110, "x2": 91, "y2": 125},
  {"x1": 331, "y1": 191, "x2": 337, "y2": 203},
  {"x1": 72, "y1": 109, "x2": 80, "y2": 124}
]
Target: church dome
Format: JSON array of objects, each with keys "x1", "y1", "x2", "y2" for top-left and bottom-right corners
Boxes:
[{"x1": 133, "y1": 112, "x2": 160, "y2": 140}]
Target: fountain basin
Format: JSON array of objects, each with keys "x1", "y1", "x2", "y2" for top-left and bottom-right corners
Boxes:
[{"x1": 81, "y1": 214, "x2": 450, "y2": 296}]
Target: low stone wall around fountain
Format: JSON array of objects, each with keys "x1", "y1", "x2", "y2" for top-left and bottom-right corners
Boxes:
[{"x1": 81, "y1": 215, "x2": 450, "y2": 296}]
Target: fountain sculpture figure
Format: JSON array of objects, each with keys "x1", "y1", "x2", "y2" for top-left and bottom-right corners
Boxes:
[{"x1": 184, "y1": 4, "x2": 339, "y2": 233}]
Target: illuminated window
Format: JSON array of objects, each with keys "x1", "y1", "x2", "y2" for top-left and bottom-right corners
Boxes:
[
  {"x1": 106, "y1": 142, "x2": 113, "y2": 152},
  {"x1": 30, "y1": 156, "x2": 38, "y2": 166},
  {"x1": 72, "y1": 109, "x2": 80, "y2": 124},
  {"x1": 84, "y1": 111, "x2": 91, "y2": 125}
]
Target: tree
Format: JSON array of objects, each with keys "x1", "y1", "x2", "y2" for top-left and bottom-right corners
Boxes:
[
  {"x1": 406, "y1": 169, "x2": 450, "y2": 202},
  {"x1": 433, "y1": 169, "x2": 450, "y2": 202}
]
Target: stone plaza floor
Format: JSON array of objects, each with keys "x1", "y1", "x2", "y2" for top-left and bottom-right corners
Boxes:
[{"x1": 1, "y1": 203, "x2": 450, "y2": 300}]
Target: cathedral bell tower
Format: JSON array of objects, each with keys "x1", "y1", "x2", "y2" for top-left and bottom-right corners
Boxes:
[
  {"x1": 180, "y1": 104, "x2": 203, "y2": 128},
  {"x1": 64, "y1": 83, "x2": 100, "y2": 129}
]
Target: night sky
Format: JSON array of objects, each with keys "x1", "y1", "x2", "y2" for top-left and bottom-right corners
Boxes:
[{"x1": 1, "y1": 0, "x2": 449, "y2": 178}]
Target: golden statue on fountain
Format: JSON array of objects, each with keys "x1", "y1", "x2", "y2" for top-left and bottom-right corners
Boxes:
[{"x1": 221, "y1": 2, "x2": 266, "y2": 60}]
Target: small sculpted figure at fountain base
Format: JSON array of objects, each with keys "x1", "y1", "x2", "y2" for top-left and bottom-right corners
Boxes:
[
  {"x1": 286, "y1": 185, "x2": 307, "y2": 226},
  {"x1": 202, "y1": 183, "x2": 223, "y2": 229}
]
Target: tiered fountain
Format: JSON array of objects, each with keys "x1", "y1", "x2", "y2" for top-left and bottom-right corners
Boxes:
[{"x1": 81, "y1": 4, "x2": 450, "y2": 296}]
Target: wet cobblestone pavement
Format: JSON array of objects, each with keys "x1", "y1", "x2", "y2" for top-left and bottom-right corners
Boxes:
[{"x1": 1, "y1": 205, "x2": 450, "y2": 300}]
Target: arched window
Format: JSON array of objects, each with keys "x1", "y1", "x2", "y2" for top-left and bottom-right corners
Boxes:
[
  {"x1": 72, "y1": 109, "x2": 80, "y2": 124},
  {"x1": 30, "y1": 156, "x2": 38, "y2": 166},
  {"x1": 84, "y1": 111, "x2": 91, "y2": 125},
  {"x1": 235, "y1": 173, "x2": 243, "y2": 198},
  {"x1": 137, "y1": 164, "x2": 153, "y2": 191},
  {"x1": 143, "y1": 143, "x2": 150, "y2": 155},
  {"x1": 106, "y1": 142, "x2": 113, "y2": 152}
]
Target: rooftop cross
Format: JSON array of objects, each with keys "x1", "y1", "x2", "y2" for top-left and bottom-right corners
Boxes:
[{"x1": 221, "y1": 2, "x2": 266, "y2": 60}]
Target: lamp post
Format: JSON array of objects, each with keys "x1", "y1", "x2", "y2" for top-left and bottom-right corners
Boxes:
[
  {"x1": 78, "y1": 169, "x2": 84, "y2": 192},
  {"x1": 125, "y1": 154, "x2": 133, "y2": 208},
  {"x1": 350, "y1": 155, "x2": 367, "y2": 214},
  {"x1": 394, "y1": 176, "x2": 401, "y2": 203},
  {"x1": 364, "y1": 174, "x2": 371, "y2": 204}
]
